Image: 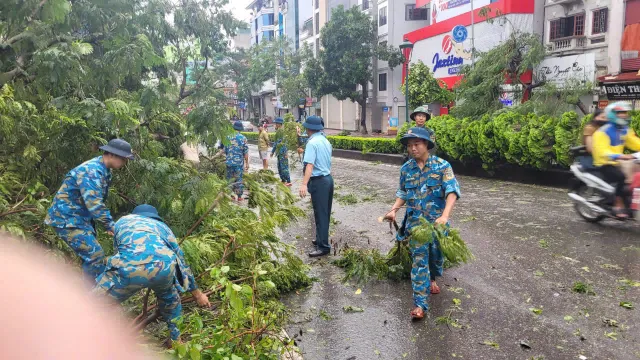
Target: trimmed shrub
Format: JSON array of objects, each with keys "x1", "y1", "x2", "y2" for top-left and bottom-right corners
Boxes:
[{"x1": 327, "y1": 136, "x2": 402, "y2": 154}]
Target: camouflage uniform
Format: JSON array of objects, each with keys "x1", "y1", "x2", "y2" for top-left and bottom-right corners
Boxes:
[
  {"x1": 271, "y1": 134, "x2": 291, "y2": 183},
  {"x1": 396, "y1": 156, "x2": 461, "y2": 311},
  {"x1": 45, "y1": 156, "x2": 114, "y2": 279},
  {"x1": 222, "y1": 132, "x2": 249, "y2": 197},
  {"x1": 94, "y1": 214, "x2": 197, "y2": 340}
]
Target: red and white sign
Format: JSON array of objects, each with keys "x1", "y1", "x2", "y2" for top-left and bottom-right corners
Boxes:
[
  {"x1": 442, "y1": 35, "x2": 453, "y2": 54},
  {"x1": 431, "y1": 0, "x2": 491, "y2": 24}
]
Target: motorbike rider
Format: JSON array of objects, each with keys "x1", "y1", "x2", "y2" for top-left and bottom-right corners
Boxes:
[{"x1": 592, "y1": 101, "x2": 640, "y2": 218}]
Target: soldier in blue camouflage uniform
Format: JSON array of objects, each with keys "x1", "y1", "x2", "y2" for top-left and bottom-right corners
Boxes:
[
  {"x1": 219, "y1": 121, "x2": 249, "y2": 200},
  {"x1": 45, "y1": 139, "x2": 135, "y2": 280},
  {"x1": 270, "y1": 117, "x2": 292, "y2": 186},
  {"x1": 385, "y1": 127, "x2": 460, "y2": 320},
  {"x1": 94, "y1": 204, "x2": 210, "y2": 343}
]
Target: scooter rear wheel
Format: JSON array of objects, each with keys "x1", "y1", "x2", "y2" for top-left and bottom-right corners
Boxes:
[{"x1": 574, "y1": 184, "x2": 606, "y2": 223}]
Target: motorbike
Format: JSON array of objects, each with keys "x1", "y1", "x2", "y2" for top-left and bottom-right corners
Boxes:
[{"x1": 568, "y1": 145, "x2": 640, "y2": 223}]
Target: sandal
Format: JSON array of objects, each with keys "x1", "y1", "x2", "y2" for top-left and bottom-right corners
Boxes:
[
  {"x1": 612, "y1": 208, "x2": 629, "y2": 219},
  {"x1": 430, "y1": 283, "x2": 441, "y2": 295},
  {"x1": 410, "y1": 307, "x2": 425, "y2": 320}
]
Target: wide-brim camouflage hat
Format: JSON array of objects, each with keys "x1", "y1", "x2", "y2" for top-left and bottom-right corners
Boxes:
[
  {"x1": 132, "y1": 204, "x2": 164, "y2": 222},
  {"x1": 99, "y1": 138, "x2": 135, "y2": 160},
  {"x1": 400, "y1": 127, "x2": 435, "y2": 149},
  {"x1": 410, "y1": 105, "x2": 432, "y2": 121}
]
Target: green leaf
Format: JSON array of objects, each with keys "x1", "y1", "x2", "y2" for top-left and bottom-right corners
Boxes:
[
  {"x1": 529, "y1": 307, "x2": 543, "y2": 316},
  {"x1": 620, "y1": 301, "x2": 634, "y2": 309},
  {"x1": 221, "y1": 265, "x2": 230, "y2": 273},
  {"x1": 41, "y1": 0, "x2": 71, "y2": 24},
  {"x1": 190, "y1": 346, "x2": 201, "y2": 360},
  {"x1": 176, "y1": 343, "x2": 187, "y2": 357},
  {"x1": 231, "y1": 355, "x2": 243, "y2": 360},
  {"x1": 232, "y1": 284, "x2": 242, "y2": 292}
]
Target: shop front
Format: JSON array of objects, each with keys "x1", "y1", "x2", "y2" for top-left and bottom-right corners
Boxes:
[{"x1": 403, "y1": 0, "x2": 537, "y2": 113}]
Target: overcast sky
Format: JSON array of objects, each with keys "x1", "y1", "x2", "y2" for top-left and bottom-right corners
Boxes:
[{"x1": 225, "y1": 0, "x2": 253, "y2": 23}]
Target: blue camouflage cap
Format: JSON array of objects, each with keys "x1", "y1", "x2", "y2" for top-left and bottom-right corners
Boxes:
[
  {"x1": 400, "y1": 127, "x2": 435, "y2": 149},
  {"x1": 274, "y1": 117, "x2": 284, "y2": 124},
  {"x1": 132, "y1": 204, "x2": 164, "y2": 222},
  {"x1": 233, "y1": 121, "x2": 244, "y2": 131}
]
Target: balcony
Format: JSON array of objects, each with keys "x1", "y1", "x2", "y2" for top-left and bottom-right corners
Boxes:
[
  {"x1": 545, "y1": 0, "x2": 583, "y2": 7},
  {"x1": 549, "y1": 36, "x2": 586, "y2": 53}
]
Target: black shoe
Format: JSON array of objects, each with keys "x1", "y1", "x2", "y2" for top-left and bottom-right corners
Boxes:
[
  {"x1": 312, "y1": 240, "x2": 317, "y2": 246},
  {"x1": 308, "y1": 250, "x2": 329, "y2": 258}
]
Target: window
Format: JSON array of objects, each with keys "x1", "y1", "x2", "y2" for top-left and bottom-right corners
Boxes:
[
  {"x1": 315, "y1": 0, "x2": 319, "y2": 10},
  {"x1": 549, "y1": 13, "x2": 585, "y2": 40},
  {"x1": 592, "y1": 8, "x2": 608, "y2": 34},
  {"x1": 255, "y1": 18, "x2": 258, "y2": 30},
  {"x1": 315, "y1": 38, "x2": 320, "y2": 55},
  {"x1": 379, "y1": 7, "x2": 387, "y2": 26},
  {"x1": 261, "y1": 13, "x2": 275, "y2": 26},
  {"x1": 315, "y1": 13, "x2": 320, "y2": 34},
  {"x1": 262, "y1": 30, "x2": 274, "y2": 41},
  {"x1": 378, "y1": 73, "x2": 387, "y2": 92},
  {"x1": 362, "y1": 0, "x2": 371, "y2": 10},
  {"x1": 405, "y1": 5, "x2": 429, "y2": 21}
]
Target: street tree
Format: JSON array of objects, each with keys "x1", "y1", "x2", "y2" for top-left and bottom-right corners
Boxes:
[
  {"x1": 402, "y1": 60, "x2": 454, "y2": 110},
  {"x1": 304, "y1": 5, "x2": 404, "y2": 134}
]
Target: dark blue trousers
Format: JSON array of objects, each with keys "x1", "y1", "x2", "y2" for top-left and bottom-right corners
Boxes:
[{"x1": 309, "y1": 175, "x2": 334, "y2": 253}]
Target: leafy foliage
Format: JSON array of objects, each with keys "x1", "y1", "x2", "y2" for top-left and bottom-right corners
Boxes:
[
  {"x1": 1, "y1": 0, "x2": 312, "y2": 356},
  {"x1": 402, "y1": 60, "x2": 454, "y2": 110},
  {"x1": 304, "y1": 5, "x2": 403, "y2": 134},
  {"x1": 452, "y1": 10, "x2": 545, "y2": 119}
]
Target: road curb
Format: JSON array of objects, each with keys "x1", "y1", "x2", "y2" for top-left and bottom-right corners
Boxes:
[{"x1": 247, "y1": 141, "x2": 571, "y2": 188}]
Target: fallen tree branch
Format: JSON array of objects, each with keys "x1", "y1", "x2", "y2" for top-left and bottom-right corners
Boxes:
[
  {"x1": 0, "y1": 206, "x2": 38, "y2": 218},
  {"x1": 181, "y1": 190, "x2": 226, "y2": 242}
]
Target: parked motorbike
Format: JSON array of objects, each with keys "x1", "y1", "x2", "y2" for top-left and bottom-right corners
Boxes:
[{"x1": 568, "y1": 145, "x2": 640, "y2": 223}]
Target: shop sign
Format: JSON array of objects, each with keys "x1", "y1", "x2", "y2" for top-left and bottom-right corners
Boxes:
[
  {"x1": 603, "y1": 82, "x2": 640, "y2": 100},
  {"x1": 535, "y1": 54, "x2": 596, "y2": 86},
  {"x1": 432, "y1": 33, "x2": 470, "y2": 75},
  {"x1": 431, "y1": 0, "x2": 491, "y2": 24},
  {"x1": 597, "y1": 100, "x2": 609, "y2": 109}
]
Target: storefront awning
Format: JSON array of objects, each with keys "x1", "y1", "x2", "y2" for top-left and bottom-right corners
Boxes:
[{"x1": 598, "y1": 71, "x2": 640, "y2": 83}]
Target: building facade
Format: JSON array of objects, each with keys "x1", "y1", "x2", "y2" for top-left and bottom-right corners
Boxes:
[
  {"x1": 404, "y1": 0, "x2": 545, "y2": 118},
  {"x1": 365, "y1": 0, "x2": 431, "y2": 132},
  {"x1": 247, "y1": 0, "x2": 278, "y2": 120},
  {"x1": 597, "y1": 0, "x2": 640, "y2": 109}
]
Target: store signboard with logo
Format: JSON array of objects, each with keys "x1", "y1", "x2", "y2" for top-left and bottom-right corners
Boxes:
[
  {"x1": 603, "y1": 82, "x2": 640, "y2": 100},
  {"x1": 535, "y1": 54, "x2": 596, "y2": 87},
  {"x1": 431, "y1": 0, "x2": 491, "y2": 24}
]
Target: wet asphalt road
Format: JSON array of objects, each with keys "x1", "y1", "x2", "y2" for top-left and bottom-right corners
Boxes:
[{"x1": 248, "y1": 146, "x2": 640, "y2": 360}]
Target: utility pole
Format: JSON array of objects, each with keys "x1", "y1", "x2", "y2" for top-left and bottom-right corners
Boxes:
[
  {"x1": 371, "y1": 0, "x2": 380, "y2": 132},
  {"x1": 471, "y1": 0, "x2": 475, "y2": 66}
]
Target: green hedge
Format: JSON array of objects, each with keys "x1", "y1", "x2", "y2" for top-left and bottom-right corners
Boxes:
[
  {"x1": 242, "y1": 132, "x2": 402, "y2": 154},
  {"x1": 240, "y1": 110, "x2": 640, "y2": 170},
  {"x1": 326, "y1": 136, "x2": 402, "y2": 154}
]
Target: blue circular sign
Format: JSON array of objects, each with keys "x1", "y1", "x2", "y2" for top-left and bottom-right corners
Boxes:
[{"x1": 452, "y1": 25, "x2": 468, "y2": 43}]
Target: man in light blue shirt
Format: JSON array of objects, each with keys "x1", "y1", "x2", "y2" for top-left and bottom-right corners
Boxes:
[{"x1": 299, "y1": 116, "x2": 334, "y2": 257}]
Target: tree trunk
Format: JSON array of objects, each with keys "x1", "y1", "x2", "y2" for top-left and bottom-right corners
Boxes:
[
  {"x1": 360, "y1": 83, "x2": 368, "y2": 134},
  {"x1": 576, "y1": 99, "x2": 589, "y2": 115}
]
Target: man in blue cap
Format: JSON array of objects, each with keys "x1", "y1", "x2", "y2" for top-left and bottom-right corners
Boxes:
[
  {"x1": 94, "y1": 204, "x2": 210, "y2": 345},
  {"x1": 298, "y1": 115, "x2": 333, "y2": 257},
  {"x1": 384, "y1": 127, "x2": 460, "y2": 320},
  {"x1": 271, "y1": 117, "x2": 292, "y2": 186},
  {"x1": 45, "y1": 138, "x2": 135, "y2": 280},
  {"x1": 219, "y1": 121, "x2": 249, "y2": 201}
]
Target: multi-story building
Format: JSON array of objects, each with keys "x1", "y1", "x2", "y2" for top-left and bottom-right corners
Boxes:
[
  {"x1": 247, "y1": 0, "x2": 278, "y2": 119},
  {"x1": 597, "y1": 0, "x2": 640, "y2": 109},
  {"x1": 363, "y1": 0, "x2": 431, "y2": 132},
  {"x1": 404, "y1": 0, "x2": 545, "y2": 119}
]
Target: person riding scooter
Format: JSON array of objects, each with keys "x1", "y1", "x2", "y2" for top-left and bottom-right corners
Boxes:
[{"x1": 592, "y1": 102, "x2": 640, "y2": 218}]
